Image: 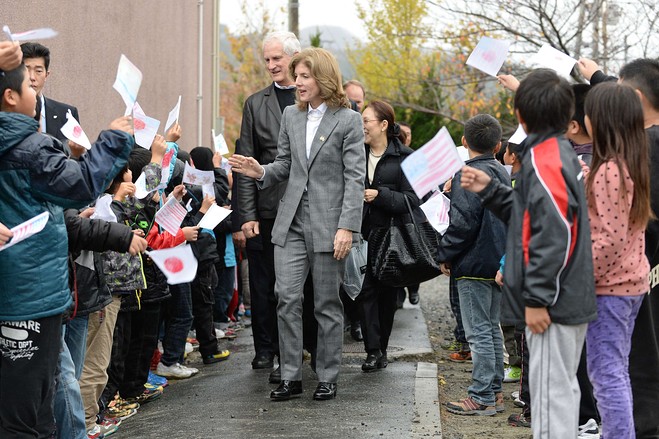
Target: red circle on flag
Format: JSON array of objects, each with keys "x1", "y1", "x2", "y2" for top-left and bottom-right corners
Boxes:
[
  {"x1": 73, "y1": 126, "x2": 82, "y2": 138},
  {"x1": 164, "y1": 257, "x2": 183, "y2": 273},
  {"x1": 134, "y1": 118, "x2": 146, "y2": 130}
]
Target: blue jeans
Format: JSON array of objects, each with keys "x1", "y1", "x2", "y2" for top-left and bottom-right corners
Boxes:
[
  {"x1": 161, "y1": 282, "x2": 193, "y2": 366},
  {"x1": 457, "y1": 279, "x2": 504, "y2": 406},
  {"x1": 55, "y1": 325, "x2": 87, "y2": 439},
  {"x1": 214, "y1": 265, "x2": 235, "y2": 323},
  {"x1": 65, "y1": 315, "x2": 89, "y2": 379}
]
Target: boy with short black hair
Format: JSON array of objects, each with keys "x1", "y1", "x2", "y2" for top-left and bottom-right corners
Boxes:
[
  {"x1": 461, "y1": 69, "x2": 597, "y2": 438},
  {"x1": 567, "y1": 84, "x2": 593, "y2": 165},
  {"x1": 0, "y1": 63, "x2": 134, "y2": 438},
  {"x1": 439, "y1": 113, "x2": 510, "y2": 416}
]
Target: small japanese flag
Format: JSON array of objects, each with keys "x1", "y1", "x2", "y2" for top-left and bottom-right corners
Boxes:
[
  {"x1": 146, "y1": 244, "x2": 198, "y2": 285},
  {"x1": 60, "y1": 110, "x2": 92, "y2": 150}
]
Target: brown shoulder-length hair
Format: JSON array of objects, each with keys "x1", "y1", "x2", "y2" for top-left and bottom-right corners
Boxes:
[
  {"x1": 585, "y1": 82, "x2": 653, "y2": 228},
  {"x1": 289, "y1": 48, "x2": 350, "y2": 111}
]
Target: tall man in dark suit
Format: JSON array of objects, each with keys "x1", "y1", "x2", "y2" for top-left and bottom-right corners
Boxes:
[
  {"x1": 21, "y1": 42, "x2": 80, "y2": 153},
  {"x1": 236, "y1": 32, "x2": 301, "y2": 378}
]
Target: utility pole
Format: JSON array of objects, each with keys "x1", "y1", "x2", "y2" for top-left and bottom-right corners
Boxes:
[{"x1": 288, "y1": 0, "x2": 299, "y2": 36}]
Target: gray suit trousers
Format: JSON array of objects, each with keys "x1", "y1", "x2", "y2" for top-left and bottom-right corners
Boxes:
[{"x1": 274, "y1": 194, "x2": 345, "y2": 383}]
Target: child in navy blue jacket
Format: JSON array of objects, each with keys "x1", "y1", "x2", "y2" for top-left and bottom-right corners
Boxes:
[{"x1": 439, "y1": 114, "x2": 510, "y2": 416}]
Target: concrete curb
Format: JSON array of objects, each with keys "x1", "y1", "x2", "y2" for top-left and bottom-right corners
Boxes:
[{"x1": 413, "y1": 362, "x2": 442, "y2": 438}]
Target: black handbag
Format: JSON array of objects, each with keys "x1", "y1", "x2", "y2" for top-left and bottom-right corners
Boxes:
[{"x1": 368, "y1": 196, "x2": 442, "y2": 287}]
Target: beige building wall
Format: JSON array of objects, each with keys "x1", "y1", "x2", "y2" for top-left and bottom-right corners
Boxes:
[{"x1": 5, "y1": 0, "x2": 217, "y2": 151}]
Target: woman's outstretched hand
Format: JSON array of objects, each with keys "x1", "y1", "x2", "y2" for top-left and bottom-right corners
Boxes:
[{"x1": 228, "y1": 154, "x2": 265, "y2": 180}]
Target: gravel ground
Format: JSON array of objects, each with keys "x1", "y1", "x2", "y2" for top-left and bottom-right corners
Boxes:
[{"x1": 400, "y1": 276, "x2": 533, "y2": 439}]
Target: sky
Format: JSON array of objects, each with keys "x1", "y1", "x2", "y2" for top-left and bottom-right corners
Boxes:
[{"x1": 219, "y1": 0, "x2": 367, "y2": 41}]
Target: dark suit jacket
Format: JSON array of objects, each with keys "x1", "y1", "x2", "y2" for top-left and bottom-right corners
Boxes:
[
  {"x1": 43, "y1": 96, "x2": 79, "y2": 143},
  {"x1": 236, "y1": 83, "x2": 289, "y2": 224}
]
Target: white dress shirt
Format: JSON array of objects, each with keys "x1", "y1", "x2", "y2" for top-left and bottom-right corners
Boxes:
[{"x1": 305, "y1": 102, "x2": 327, "y2": 159}]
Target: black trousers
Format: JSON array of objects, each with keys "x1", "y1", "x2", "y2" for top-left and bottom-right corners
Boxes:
[
  {"x1": 0, "y1": 314, "x2": 62, "y2": 439},
  {"x1": 246, "y1": 218, "x2": 279, "y2": 359},
  {"x1": 120, "y1": 302, "x2": 161, "y2": 399},
  {"x1": 357, "y1": 270, "x2": 398, "y2": 354},
  {"x1": 576, "y1": 343, "x2": 600, "y2": 425},
  {"x1": 191, "y1": 263, "x2": 219, "y2": 358},
  {"x1": 630, "y1": 290, "x2": 659, "y2": 438}
]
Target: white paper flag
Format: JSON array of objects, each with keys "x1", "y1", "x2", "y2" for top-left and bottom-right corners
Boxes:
[
  {"x1": 212, "y1": 129, "x2": 230, "y2": 155},
  {"x1": 132, "y1": 110, "x2": 161, "y2": 149},
  {"x1": 90, "y1": 194, "x2": 117, "y2": 223},
  {"x1": 147, "y1": 244, "x2": 198, "y2": 285},
  {"x1": 60, "y1": 110, "x2": 92, "y2": 150},
  {"x1": 164, "y1": 95, "x2": 181, "y2": 133},
  {"x1": 531, "y1": 44, "x2": 578, "y2": 78},
  {"x1": 113, "y1": 55, "x2": 143, "y2": 115},
  {"x1": 401, "y1": 127, "x2": 465, "y2": 199},
  {"x1": 155, "y1": 197, "x2": 188, "y2": 236},
  {"x1": 197, "y1": 203, "x2": 232, "y2": 230},
  {"x1": 3, "y1": 25, "x2": 58, "y2": 41},
  {"x1": 466, "y1": 37, "x2": 512, "y2": 77},
  {"x1": 419, "y1": 192, "x2": 451, "y2": 235},
  {"x1": 134, "y1": 173, "x2": 151, "y2": 200},
  {"x1": 0, "y1": 212, "x2": 49, "y2": 252},
  {"x1": 182, "y1": 162, "x2": 214, "y2": 186},
  {"x1": 508, "y1": 124, "x2": 527, "y2": 145}
]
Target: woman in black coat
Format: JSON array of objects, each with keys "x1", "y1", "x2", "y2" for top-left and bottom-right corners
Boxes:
[{"x1": 358, "y1": 100, "x2": 420, "y2": 371}]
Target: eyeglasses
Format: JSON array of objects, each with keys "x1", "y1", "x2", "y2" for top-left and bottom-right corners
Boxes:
[{"x1": 362, "y1": 119, "x2": 381, "y2": 124}]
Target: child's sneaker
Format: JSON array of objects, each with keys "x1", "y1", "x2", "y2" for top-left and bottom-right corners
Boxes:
[
  {"x1": 156, "y1": 362, "x2": 197, "y2": 379},
  {"x1": 147, "y1": 370, "x2": 169, "y2": 388},
  {"x1": 109, "y1": 397, "x2": 139, "y2": 411},
  {"x1": 495, "y1": 392, "x2": 505, "y2": 413},
  {"x1": 503, "y1": 365, "x2": 522, "y2": 383},
  {"x1": 203, "y1": 349, "x2": 231, "y2": 364},
  {"x1": 105, "y1": 406, "x2": 138, "y2": 421},
  {"x1": 87, "y1": 425, "x2": 104, "y2": 439},
  {"x1": 440, "y1": 339, "x2": 462, "y2": 351},
  {"x1": 508, "y1": 412, "x2": 531, "y2": 427},
  {"x1": 446, "y1": 397, "x2": 496, "y2": 416},
  {"x1": 123, "y1": 387, "x2": 163, "y2": 405},
  {"x1": 97, "y1": 418, "x2": 121, "y2": 437},
  {"x1": 220, "y1": 328, "x2": 238, "y2": 339},
  {"x1": 578, "y1": 418, "x2": 600, "y2": 439},
  {"x1": 510, "y1": 390, "x2": 526, "y2": 408},
  {"x1": 187, "y1": 337, "x2": 199, "y2": 348},
  {"x1": 185, "y1": 342, "x2": 194, "y2": 355},
  {"x1": 448, "y1": 351, "x2": 472, "y2": 363}
]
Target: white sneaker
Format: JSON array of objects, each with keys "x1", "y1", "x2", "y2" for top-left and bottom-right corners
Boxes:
[
  {"x1": 578, "y1": 418, "x2": 600, "y2": 439},
  {"x1": 185, "y1": 342, "x2": 193, "y2": 355},
  {"x1": 156, "y1": 362, "x2": 196, "y2": 379},
  {"x1": 215, "y1": 328, "x2": 225, "y2": 339}
]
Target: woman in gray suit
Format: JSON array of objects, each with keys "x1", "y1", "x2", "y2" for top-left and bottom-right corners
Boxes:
[
  {"x1": 359, "y1": 100, "x2": 420, "y2": 372},
  {"x1": 229, "y1": 47, "x2": 366, "y2": 401}
]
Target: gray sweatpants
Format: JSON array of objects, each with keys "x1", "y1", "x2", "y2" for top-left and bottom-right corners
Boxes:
[{"x1": 526, "y1": 322, "x2": 587, "y2": 439}]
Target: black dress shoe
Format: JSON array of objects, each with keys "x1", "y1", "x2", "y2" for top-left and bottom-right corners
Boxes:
[
  {"x1": 408, "y1": 288, "x2": 420, "y2": 305},
  {"x1": 350, "y1": 321, "x2": 364, "y2": 342},
  {"x1": 313, "y1": 382, "x2": 337, "y2": 400},
  {"x1": 270, "y1": 380, "x2": 302, "y2": 401},
  {"x1": 252, "y1": 353, "x2": 274, "y2": 369},
  {"x1": 361, "y1": 351, "x2": 383, "y2": 372},
  {"x1": 268, "y1": 365, "x2": 281, "y2": 384},
  {"x1": 378, "y1": 352, "x2": 388, "y2": 369}
]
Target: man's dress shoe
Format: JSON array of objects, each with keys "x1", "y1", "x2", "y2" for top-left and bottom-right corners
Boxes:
[
  {"x1": 252, "y1": 354, "x2": 274, "y2": 369},
  {"x1": 313, "y1": 382, "x2": 337, "y2": 400},
  {"x1": 268, "y1": 365, "x2": 281, "y2": 384},
  {"x1": 361, "y1": 351, "x2": 383, "y2": 372},
  {"x1": 270, "y1": 380, "x2": 302, "y2": 401},
  {"x1": 350, "y1": 322, "x2": 364, "y2": 342}
]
